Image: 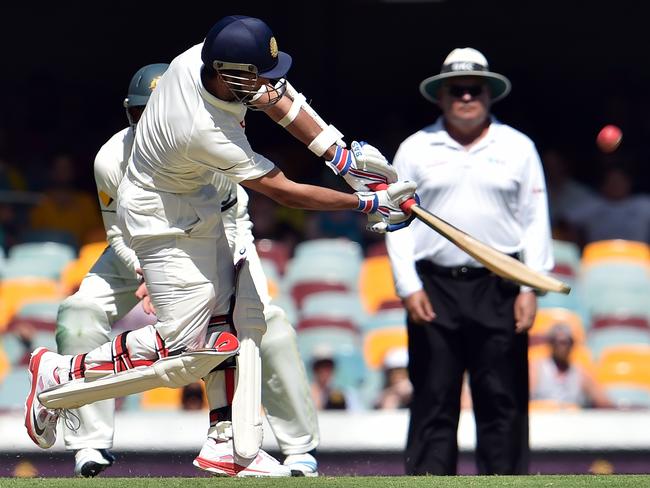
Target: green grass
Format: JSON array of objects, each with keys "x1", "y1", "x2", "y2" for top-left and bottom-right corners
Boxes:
[{"x1": 1, "y1": 476, "x2": 650, "y2": 488}]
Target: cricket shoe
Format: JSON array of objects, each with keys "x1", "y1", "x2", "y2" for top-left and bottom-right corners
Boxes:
[
  {"x1": 284, "y1": 452, "x2": 319, "y2": 477},
  {"x1": 193, "y1": 437, "x2": 291, "y2": 477},
  {"x1": 74, "y1": 448, "x2": 116, "y2": 478},
  {"x1": 24, "y1": 347, "x2": 62, "y2": 449}
]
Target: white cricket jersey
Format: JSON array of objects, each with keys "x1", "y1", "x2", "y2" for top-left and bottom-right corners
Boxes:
[
  {"x1": 96, "y1": 125, "x2": 242, "y2": 274},
  {"x1": 128, "y1": 43, "x2": 275, "y2": 194},
  {"x1": 94, "y1": 126, "x2": 140, "y2": 275},
  {"x1": 386, "y1": 117, "x2": 554, "y2": 297}
]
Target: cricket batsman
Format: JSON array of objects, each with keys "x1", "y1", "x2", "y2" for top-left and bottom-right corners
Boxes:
[
  {"x1": 25, "y1": 15, "x2": 417, "y2": 477},
  {"x1": 55, "y1": 63, "x2": 321, "y2": 477}
]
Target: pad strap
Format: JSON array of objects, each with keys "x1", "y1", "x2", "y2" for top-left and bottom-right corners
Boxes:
[
  {"x1": 277, "y1": 92, "x2": 306, "y2": 127},
  {"x1": 308, "y1": 124, "x2": 344, "y2": 157},
  {"x1": 112, "y1": 331, "x2": 133, "y2": 373},
  {"x1": 69, "y1": 353, "x2": 87, "y2": 380}
]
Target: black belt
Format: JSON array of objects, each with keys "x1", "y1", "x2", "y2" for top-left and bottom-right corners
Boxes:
[{"x1": 416, "y1": 253, "x2": 519, "y2": 280}]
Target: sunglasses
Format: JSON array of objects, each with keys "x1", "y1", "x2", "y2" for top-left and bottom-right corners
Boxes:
[{"x1": 447, "y1": 84, "x2": 485, "y2": 98}]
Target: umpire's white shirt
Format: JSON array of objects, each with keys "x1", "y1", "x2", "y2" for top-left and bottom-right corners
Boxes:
[{"x1": 386, "y1": 117, "x2": 554, "y2": 297}]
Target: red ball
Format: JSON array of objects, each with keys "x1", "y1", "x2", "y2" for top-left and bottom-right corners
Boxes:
[{"x1": 596, "y1": 125, "x2": 622, "y2": 153}]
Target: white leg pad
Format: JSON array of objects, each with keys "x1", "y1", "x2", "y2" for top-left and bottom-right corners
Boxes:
[
  {"x1": 232, "y1": 333, "x2": 263, "y2": 460},
  {"x1": 39, "y1": 338, "x2": 239, "y2": 410}
]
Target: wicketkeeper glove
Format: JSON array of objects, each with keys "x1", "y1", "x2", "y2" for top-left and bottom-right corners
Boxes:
[
  {"x1": 355, "y1": 181, "x2": 419, "y2": 233},
  {"x1": 325, "y1": 141, "x2": 398, "y2": 191}
]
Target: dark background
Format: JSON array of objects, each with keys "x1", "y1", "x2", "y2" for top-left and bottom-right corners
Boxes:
[{"x1": 0, "y1": 0, "x2": 647, "y2": 193}]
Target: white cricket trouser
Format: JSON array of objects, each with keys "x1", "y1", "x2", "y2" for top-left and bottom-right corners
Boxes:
[{"x1": 56, "y1": 246, "x2": 141, "y2": 450}]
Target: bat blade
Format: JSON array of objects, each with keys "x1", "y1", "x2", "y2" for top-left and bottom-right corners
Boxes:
[{"x1": 411, "y1": 205, "x2": 571, "y2": 294}]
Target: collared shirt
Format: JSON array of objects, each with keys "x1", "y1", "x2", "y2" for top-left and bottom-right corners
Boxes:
[
  {"x1": 128, "y1": 43, "x2": 275, "y2": 194},
  {"x1": 386, "y1": 116, "x2": 554, "y2": 297}
]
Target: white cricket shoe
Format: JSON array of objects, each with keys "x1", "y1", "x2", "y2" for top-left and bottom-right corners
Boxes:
[
  {"x1": 24, "y1": 347, "x2": 62, "y2": 449},
  {"x1": 193, "y1": 438, "x2": 291, "y2": 477},
  {"x1": 284, "y1": 452, "x2": 319, "y2": 477},
  {"x1": 74, "y1": 448, "x2": 116, "y2": 477}
]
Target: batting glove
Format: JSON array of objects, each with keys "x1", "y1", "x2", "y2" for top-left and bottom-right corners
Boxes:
[
  {"x1": 325, "y1": 141, "x2": 398, "y2": 191},
  {"x1": 355, "y1": 181, "x2": 418, "y2": 233}
]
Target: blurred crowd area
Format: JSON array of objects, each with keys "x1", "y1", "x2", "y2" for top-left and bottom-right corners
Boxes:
[{"x1": 1, "y1": 136, "x2": 650, "y2": 414}]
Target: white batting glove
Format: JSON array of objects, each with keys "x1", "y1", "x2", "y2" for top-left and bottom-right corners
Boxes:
[
  {"x1": 355, "y1": 181, "x2": 418, "y2": 233},
  {"x1": 325, "y1": 141, "x2": 398, "y2": 191}
]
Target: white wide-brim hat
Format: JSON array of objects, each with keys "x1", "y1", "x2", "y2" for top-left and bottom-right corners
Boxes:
[{"x1": 419, "y1": 47, "x2": 511, "y2": 104}]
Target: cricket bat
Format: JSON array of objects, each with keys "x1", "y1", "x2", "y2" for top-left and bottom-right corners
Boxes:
[{"x1": 373, "y1": 184, "x2": 571, "y2": 294}]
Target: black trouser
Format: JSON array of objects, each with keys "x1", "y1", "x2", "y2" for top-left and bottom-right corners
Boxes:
[{"x1": 404, "y1": 260, "x2": 529, "y2": 475}]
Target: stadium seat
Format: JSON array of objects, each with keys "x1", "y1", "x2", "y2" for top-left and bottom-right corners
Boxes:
[
  {"x1": 363, "y1": 326, "x2": 408, "y2": 370},
  {"x1": 551, "y1": 239, "x2": 582, "y2": 278},
  {"x1": 296, "y1": 325, "x2": 361, "y2": 367},
  {"x1": 603, "y1": 386, "x2": 650, "y2": 409},
  {"x1": 361, "y1": 308, "x2": 408, "y2": 332},
  {"x1": 0, "y1": 344, "x2": 9, "y2": 383},
  {"x1": 0, "y1": 368, "x2": 29, "y2": 410},
  {"x1": 290, "y1": 281, "x2": 350, "y2": 309},
  {"x1": 141, "y1": 387, "x2": 184, "y2": 410},
  {"x1": 300, "y1": 291, "x2": 368, "y2": 324},
  {"x1": 293, "y1": 238, "x2": 364, "y2": 264},
  {"x1": 578, "y1": 262, "x2": 650, "y2": 321},
  {"x1": 587, "y1": 327, "x2": 650, "y2": 360},
  {"x1": 255, "y1": 239, "x2": 290, "y2": 275},
  {"x1": 0, "y1": 278, "x2": 63, "y2": 331},
  {"x1": 358, "y1": 255, "x2": 399, "y2": 314},
  {"x1": 529, "y1": 308, "x2": 586, "y2": 345},
  {"x1": 597, "y1": 345, "x2": 650, "y2": 388},
  {"x1": 582, "y1": 240, "x2": 650, "y2": 267},
  {"x1": 8, "y1": 241, "x2": 76, "y2": 262},
  {"x1": 60, "y1": 241, "x2": 108, "y2": 293},
  {"x1": 19, "y1": 229, "x2": 79, "y2": 250},
  {"x1": 15, "y1": 300, "x2": 61, "y2": 322}
]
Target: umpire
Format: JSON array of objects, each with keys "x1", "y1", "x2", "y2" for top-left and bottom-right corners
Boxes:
[{"x1": 386, "y1": 48, "x2": 553, "y2": 475}]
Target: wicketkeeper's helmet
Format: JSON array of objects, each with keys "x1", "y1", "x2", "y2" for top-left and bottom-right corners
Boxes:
[{"x1": 123, "y1": 63, "x2": 169, "y2": 109}]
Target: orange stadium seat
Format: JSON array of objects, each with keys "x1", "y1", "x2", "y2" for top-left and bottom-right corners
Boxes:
[
  {"x1": 0, "y1": 344, "x2": 10, "y2": 383},
  {"x1": 0, "y1": 278, "x2": 64, "y2": 331},
  {"x1": 358, "y1": 255, "x2": 399, "y2": 314},
  {"x1": 60, "y1": 241, "x2": 108, "y2": 293},
  {"x1": 596, "y1": 346, "x2": 650, "y2": 389},
  {"x1": 363, "y1": 326, "x2": 408, "y2": 370},
  {"x1": 529, "y1": 308, "x2": 586, "y2": 345},
  {"x1": 141, "y1": 387, "x2": 184, "y2": 410},
  {"x1": 581, "y1": 240, "x2": 650, "y2": 267}
]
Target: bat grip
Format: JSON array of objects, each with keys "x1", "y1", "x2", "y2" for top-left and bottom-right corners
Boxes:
[{"x1": 368, "y1": 183, "x2": 417, "y2": 213}]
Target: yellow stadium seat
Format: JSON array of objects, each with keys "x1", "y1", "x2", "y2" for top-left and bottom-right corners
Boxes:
[
  {"x1": 582, "y1": 240, "x2": 650, "y2": 267},
  {"x1": 0, "y1": 345, "x2": 10, "y2": 383},
  {"x1": 596, "y1": 346, "x2": 650, "y2": 388},
  {"x1": 0, "y1": 278, "x2": 64, "y2": 331},
  {"x1": 141, "y1": 387, "x2": 183, "y2": 410},
  {"x1": 358, "y1": 255, "x2": 399, "y2": 313},
  {"x1": 363, "y1": 326, "x2": 408, "y2": 370},
  {"x1": 60, "y1": 241, "x2": 108, "y2": 293},
  {"x1": 530, "y1": 308, "x2": 586, "y2": 344}
]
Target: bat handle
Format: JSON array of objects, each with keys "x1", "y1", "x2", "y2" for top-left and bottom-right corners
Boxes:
[{"x1": 368, "y1": 183, "x2": 417, "y2": 213}]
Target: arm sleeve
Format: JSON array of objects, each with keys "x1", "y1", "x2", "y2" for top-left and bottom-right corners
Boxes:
[
  {"x1": 94, "y1": 139, "x2": 140, "y2": 276},
  {"x1": 517, "y1": 142, "x2": 554, "y2": 290},
  {"x1": 385, "y1": 144, "x2": 423, "y2": 298}
]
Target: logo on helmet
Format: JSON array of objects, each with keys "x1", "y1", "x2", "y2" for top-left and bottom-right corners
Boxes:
[
  {"x1": 149, "y1": 76, "x2": 162, "y2": 91},
  {"x1": 269, "y1": 37, "x2": 278, "y2": 58}
]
